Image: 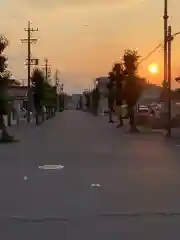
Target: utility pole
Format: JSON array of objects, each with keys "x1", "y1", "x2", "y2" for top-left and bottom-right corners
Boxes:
[
  {"x1": 45, "y1": 58, "x2": 48, "y2": 82},
  {"x1": 43, "y1": 58, "x2": 51, "y2": 83},
  {"x1": 163, "y1": 0, "x2": 168, "y2": 91},
  {"x1": 21, "y1": 21, "x2": 38, "y2": 123},
  {"x1": 167, "y1": 25, "x2": 172, "y2": 137},
  {"x1": 55, "y1": 69, "x2": 60, "y2": 111},
  {"x1": 60, "y1": 83, "x2": 64, "y2": 93}
]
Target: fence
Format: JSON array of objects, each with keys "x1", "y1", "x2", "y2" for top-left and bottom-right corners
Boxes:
[{"x1": 5, "y1": 96, "x2": 57, "y2": 127}]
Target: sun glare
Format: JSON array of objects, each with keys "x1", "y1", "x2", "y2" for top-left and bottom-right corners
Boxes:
[{"x1": 148, "y1": 64, "x2": 158, "y2": 74}]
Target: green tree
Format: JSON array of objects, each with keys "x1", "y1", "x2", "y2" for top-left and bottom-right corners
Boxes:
[
  {"x1": 43, "y1": 82, "x2": 57, "y2": 107},
  {"x1": 31, "y1": 68, "x2": 45, "y2": 107},
  {"x1": 31, "y1": 68, "x2": 57, "y2": 123}
]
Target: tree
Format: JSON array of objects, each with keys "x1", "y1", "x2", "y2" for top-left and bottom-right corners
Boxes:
[
  {"x1": 123, "y1": 49, "x2": 143, "y2": 104},
  {"x1": 122, "y1": 49, "x2": 143, "y2": 132},
  {"x1": 31, "y1": 68, "x2": 45, "y2": 107},
  {"x1": 160, "y1": 80, "x2": 169, "y2": 101},
  {"x1": 91, "y1": 87, "x2": 100, "y2": 116},
  {"x1": 111, "y1": 63, "x2": 124, "y2": 95},
  {"x1": 123, "y1": 49, "x2": 140, "y2": 74},
  {"x1": 43, "y1": 82, "x2": 57, "y2": 107},
  {"x1": 0, "y1": 35, "x2": 15, "y2": 142},
  {"x1": 112, "y1": 63, "x2": 124, "y2": 75},
  {"x1": 31, "y1": 68, "x2": 45, "y2": 124}
]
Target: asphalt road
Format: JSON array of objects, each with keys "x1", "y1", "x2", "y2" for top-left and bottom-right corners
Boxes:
[{"x1": 1, "y1": 110, "x2": 180, "y2": 239}]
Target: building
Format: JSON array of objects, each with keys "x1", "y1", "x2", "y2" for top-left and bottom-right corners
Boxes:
[
  {"x1": 72, "y1": 93, "x2": 81, "y2": 108},
  {"x1": 138, "y1": 83, "x2": 162, "y2": 105},
  {"x1": 95, "y1": 77, "x2": 109, "y2": 113},
  {"x1": 95, "y1": 77, "x2": 163, "y2": 111}
]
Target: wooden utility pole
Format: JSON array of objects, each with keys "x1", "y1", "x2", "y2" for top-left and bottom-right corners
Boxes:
[
  {"x1": 43, "y1": 58, "x2": 51, "y2": 83},
  {"x1": 45, "y1": 58, "x2": 48, "y2": 82},
  {"x1": 55, "y1": 69, "x2": 60, "y2": 111},
  {"x1": 21, "y1": 21, "x2": 38, "y2": 123},
  {"x1": 163, "y1": 0, "x2": 169, "y2": 91},
  {"x1": 167, "y1": 25, "x2": 172, "y2": 137}
]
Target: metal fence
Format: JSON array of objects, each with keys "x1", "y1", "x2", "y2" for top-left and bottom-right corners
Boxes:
[{"x1": 6, "y1": 96, "x2": 57, "y2": 126}]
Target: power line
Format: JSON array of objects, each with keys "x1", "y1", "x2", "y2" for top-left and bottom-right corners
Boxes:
[
  {"x1": 139, "y1": 43, "x2": 163, "y2": 65},
  {"x1": 139, "y1": 31, "x2": 180, "y2": 65}
]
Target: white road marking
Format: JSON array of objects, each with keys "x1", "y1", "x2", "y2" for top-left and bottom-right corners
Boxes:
[
  {"x1": 91, "y1": 184, "x2": 101, "y2": 188},
  {"x1": 175, "y1": 145, "x2": 180, "y2": 147},
  {"x1": 38, "y1": 165, "x2": 64, "y2": 170}
]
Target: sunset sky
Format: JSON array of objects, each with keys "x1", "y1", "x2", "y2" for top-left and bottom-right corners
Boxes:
[{"x1": 1, "y1": 0, "x2": 180, "y2": 93}]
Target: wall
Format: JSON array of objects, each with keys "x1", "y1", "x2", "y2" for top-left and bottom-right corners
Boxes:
[{"x1": 8, "y1": 86, "x2": 28, "y2": 98}]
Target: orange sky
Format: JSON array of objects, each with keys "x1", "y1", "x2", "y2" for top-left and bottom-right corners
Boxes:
[{"x1": 1, "y1": 0, "x2": 180, "y2": 93}]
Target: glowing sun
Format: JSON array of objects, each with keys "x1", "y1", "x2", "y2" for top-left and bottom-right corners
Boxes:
[{"x1": 148, "y1": 64, "x2": 158, "y2": 74}]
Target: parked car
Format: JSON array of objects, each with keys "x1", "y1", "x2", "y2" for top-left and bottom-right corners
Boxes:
[
  {"x1": 137, "y1": 105, "x2": 149, "y2": 114},
  {"x1": 136, "y1": 105, "x2": 150, "y2": 126}
]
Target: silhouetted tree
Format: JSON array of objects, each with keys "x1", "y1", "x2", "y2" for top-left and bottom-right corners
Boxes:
[
  {"x1": 31, "y1": 68, "x2": 45, "y2": 124},
  {"x1": 44, "y1": 83, "x2": 57, "y2": 108},
  {"x1": 91, "y1": 86, "x2": 100, "y2": 116},
  {"x1": 107, "y1": 71, "x2": 116, "y2": 123},
  {"x1": 0, "y1": 35, "x2": 15, "y2": 142},
  {"x1": 123, "y1": 49, "x2": 140, "y2": 74},
  {"x1": 123, "y1": 49, "x2": 143, "y2": 132},
  {"x1": 112, "y1": 63, "x2": 125, "y2": 127},
  {"x1": 84, "y1": 91, "x2": 90, "y2": 111},
  {"x1": 160, "y1": 80, "x2": 168, "y2": 102}
]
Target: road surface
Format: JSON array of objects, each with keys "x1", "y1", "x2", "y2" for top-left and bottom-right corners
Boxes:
[{"x1": 0, "y1": 110, "x2": 180, "y2": 239}]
